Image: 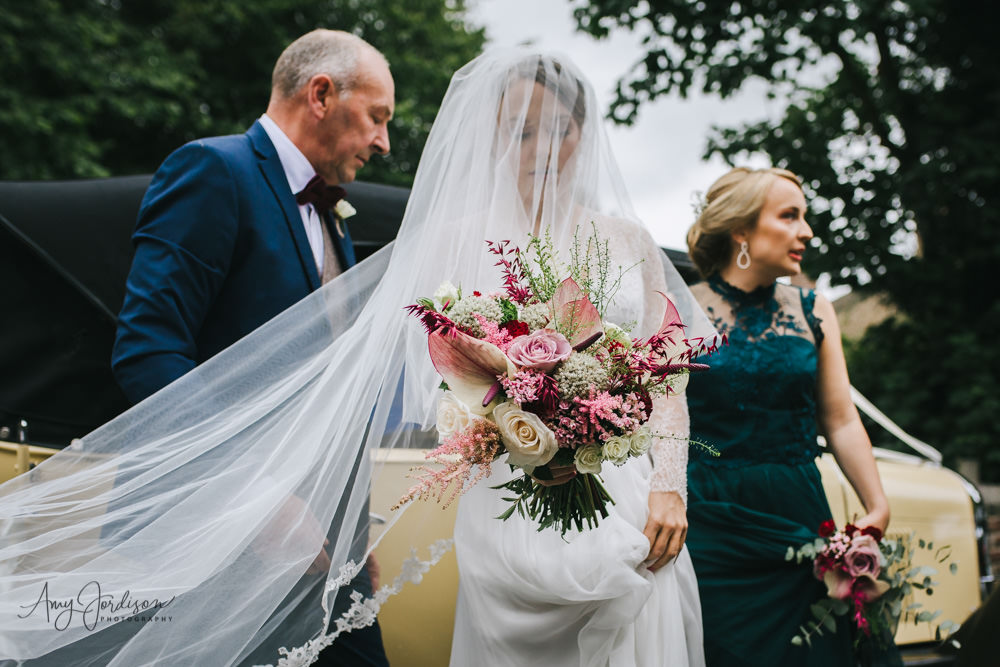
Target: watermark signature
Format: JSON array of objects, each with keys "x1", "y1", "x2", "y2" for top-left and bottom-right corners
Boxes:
[{"x1": 17, "y1": 581, "x2": 176, "y2": 631}]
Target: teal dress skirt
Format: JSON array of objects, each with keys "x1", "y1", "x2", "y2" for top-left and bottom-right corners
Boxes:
[{"x1": 685, "y1": 276, "x2": 901, "y2": 667}]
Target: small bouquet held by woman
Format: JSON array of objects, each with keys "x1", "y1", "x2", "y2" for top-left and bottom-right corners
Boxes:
[
  {"x1": 787, "y1": 520, "x2": 957, "y2": 649},
  {"x1": 393, "y1": 230, "x2": 712, "y2": 535}
]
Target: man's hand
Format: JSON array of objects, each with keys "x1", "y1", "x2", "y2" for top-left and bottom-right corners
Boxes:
[
  {"x1": 252, "y1": 494, "x2": 331, "y2": 575},
  {"x1": 306, "y1": 539, "x2": 332, "y2": 575},
  {"x1": 642, "y1": 491, "x2": 687, "y2": 572},
  {"x1": 365, "y1": 552, "x2": 381, "y2": 591}
]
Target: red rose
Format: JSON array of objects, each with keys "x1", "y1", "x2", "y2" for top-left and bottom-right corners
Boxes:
[
  {"x1": 861, "y1": 526, "x2": 883, "y2": 542},
  {"x1": 500, "y1": 320, "x2": 530, "y2": 338},
  {"x1": 844, "y1": 523, "x2": 859, "y2": 537},
  {"x1": 473, "y1": 291, "x2": 482, "y2": 297},
  {"x1": 818, "y1": 519, "x2": 837, "y2": 538}
]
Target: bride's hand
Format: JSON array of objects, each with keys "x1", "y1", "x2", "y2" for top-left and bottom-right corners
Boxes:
[
  {"x1": 530, "y1": 462, "x2": 577, "y2": 487},
  {"x1": 642, "y1": 490, "x2": 687, "y2": 572}
]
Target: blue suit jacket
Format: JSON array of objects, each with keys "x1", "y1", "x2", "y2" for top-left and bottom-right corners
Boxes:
[{"x1": 112, "y1": 121, "x2": 356, "y2": 404}]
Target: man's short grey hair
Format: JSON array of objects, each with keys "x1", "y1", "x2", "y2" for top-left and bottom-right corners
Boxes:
[{"x1": 271, "y1": 29, "x2": 387, "y2": 99}]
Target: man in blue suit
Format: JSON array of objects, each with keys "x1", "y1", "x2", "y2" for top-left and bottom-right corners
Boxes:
[{"x1": 112, "y1": 29, "x2": 393, "y2": 666}]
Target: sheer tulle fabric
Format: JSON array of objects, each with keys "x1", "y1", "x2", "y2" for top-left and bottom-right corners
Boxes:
[{"x1": 0, "y1": 49, "x2": 714, "y2": 666}]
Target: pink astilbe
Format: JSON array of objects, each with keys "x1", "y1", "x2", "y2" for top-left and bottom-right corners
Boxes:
[
  {"x1": 391, "y1": 419, "x2": 503, "y2": 510},
  {"x1": 473, "y1": 313, "x2": 515, "y2": 351},
  {"x1": 486, "y1": 240, "x2": 532, "y2": 304},
  {"x1": 548, "y1": 388, "x2": 648, "y2": 447}
]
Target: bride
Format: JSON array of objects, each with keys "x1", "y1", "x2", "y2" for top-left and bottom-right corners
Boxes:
[
  {"x1": 438, "y1": 51, "x2": 707, "y2": 667},
  {"x1": 0, "y1": 49, "x2": 712, "y2": 666}
]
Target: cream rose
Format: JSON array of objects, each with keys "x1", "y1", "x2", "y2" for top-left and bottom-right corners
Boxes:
[
  {"x1": 628, "y1": 426, "x2": 653, "y2": 456},
  {"x1": 602, "y1": 435, "x2": 631, "y2": 466},
  {"x1": 436, "y1": 392, "x2": 475, "y2": 443},
  {"x1": 493, "y1": 401, "x2": 558, "y2": 468},
  {"x1": 574, "y1": 444, "x2": 604, "y2": 474}
]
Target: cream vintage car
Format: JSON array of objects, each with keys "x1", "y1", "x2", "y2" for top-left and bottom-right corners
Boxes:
[{"x1": 0, "y1": 177, "x2": 991, "y2": 666}]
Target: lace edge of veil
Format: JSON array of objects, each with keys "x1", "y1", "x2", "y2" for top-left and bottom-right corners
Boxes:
[{"x1": 260, "y1": 538, "x2": 454, "y2": 667}]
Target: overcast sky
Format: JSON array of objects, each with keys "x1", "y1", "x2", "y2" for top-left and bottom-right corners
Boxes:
[{"x1": 467, "y1": 0, "x2": 781, "y2": 250}]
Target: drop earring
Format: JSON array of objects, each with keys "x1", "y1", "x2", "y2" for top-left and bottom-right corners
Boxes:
[{"x1": 736, "y1": 241, "x2": 751, "y2": 269}]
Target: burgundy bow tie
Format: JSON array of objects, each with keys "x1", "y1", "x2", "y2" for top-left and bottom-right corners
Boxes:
[{"x1": 295, "y1": 175, "x2": 346, "y2": 213}]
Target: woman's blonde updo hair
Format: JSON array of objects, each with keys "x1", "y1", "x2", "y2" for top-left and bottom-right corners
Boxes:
[{"x1": 686, "y1": 166, "x2": 802, "y2": 277}]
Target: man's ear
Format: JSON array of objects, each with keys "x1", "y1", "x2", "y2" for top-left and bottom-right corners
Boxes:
[{"x1": 306, "y1": 74, "x2": 336, "y2": 118}]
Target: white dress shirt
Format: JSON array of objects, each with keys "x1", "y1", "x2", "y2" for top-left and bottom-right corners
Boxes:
[{"x1": 258, "y1": 114, "x2": 326, "y2": 275}]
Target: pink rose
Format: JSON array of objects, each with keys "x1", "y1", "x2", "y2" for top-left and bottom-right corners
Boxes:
[
  {"x1": 506, "y1": 329, "x2": 571, "y2": 372},
  {"x1": 844, "y1": 535, "x2": 882, "y2": 579}
]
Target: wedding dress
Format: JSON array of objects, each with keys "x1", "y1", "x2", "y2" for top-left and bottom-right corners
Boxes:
[{"x1": 0, "y1": 49, "x2": 713, "y2": 666}]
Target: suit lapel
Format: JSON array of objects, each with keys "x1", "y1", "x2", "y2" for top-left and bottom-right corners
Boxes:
[{"x1": 248, "y1": 121, "x2": 321, "y2": 292}]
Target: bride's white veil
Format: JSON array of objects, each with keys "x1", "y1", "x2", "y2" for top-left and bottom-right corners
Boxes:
[{"x1": 0, "y1": 48, "x2": 713, "y2": 666}]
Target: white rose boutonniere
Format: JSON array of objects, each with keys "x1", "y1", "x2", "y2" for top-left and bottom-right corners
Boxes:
[
  {"x1": 334, "y1": 199, "x2": 356, "y2": 220},
  {"x1": 493, "y1": 401, "x2": 558, "y2": 468}
]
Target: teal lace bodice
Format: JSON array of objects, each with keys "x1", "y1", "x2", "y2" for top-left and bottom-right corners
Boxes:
[{"x1": 687, "y1": 274, "x2": 825, "y2": 467}]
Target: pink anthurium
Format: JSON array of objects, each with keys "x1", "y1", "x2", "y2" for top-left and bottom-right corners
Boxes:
[
  {"x1": 428, "y1": 329, "x2": 516, "y2": 415},
  {"x1": 649, "y1": 291, "x2": 692, "y2": 361},
  {"x1": 655, "y1": 291, "x2": 683, "y2": 338},
  {"x1": 549, "y1": 277, "x2": 604, "y2": 350}
]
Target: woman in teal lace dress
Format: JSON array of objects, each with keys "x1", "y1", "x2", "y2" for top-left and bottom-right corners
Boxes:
[{"x1": 684, "y1": 167, "x2": 900, "y2": 666}]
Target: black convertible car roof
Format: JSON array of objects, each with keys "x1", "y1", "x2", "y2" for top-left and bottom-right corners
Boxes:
[{"x1": 0, "y1": 176, "x2": 692, "y2": 447}]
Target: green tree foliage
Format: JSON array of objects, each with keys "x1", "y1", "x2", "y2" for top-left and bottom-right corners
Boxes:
[
  {"x1": 573, "y1": 0, "x2": 1000, "y2": 478},
  {"x1": 0, "y1": 0, "x2": 485, "y2": 186}
]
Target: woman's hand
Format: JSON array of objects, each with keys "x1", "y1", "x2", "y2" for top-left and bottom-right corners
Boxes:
[
  {"x1": 853, "y1": 506, "x2": 890, "y2": 535},
  {"x1": 642, "y1": 490, "x2": 687, "y2": 572},
  {"x1": 530, "y1": 462, "x2": 577, "y2": 487}
]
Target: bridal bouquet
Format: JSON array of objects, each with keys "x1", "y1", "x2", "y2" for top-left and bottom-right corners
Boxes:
[
  {"x1": 786, "y1": 520, "x2": 958, "y2": 649},
  {"x1": 393, "y1": 229, "x2": 714, "y2": 535}
]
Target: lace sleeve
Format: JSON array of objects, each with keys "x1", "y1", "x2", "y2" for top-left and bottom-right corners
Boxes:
[{"x1": 647, "y1": 392, "x2": 690, "y2": 505}]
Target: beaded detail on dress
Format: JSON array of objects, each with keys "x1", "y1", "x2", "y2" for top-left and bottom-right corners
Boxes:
[{"x1": 685, "y1": 274, "x2": 825, "y2": 468}]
